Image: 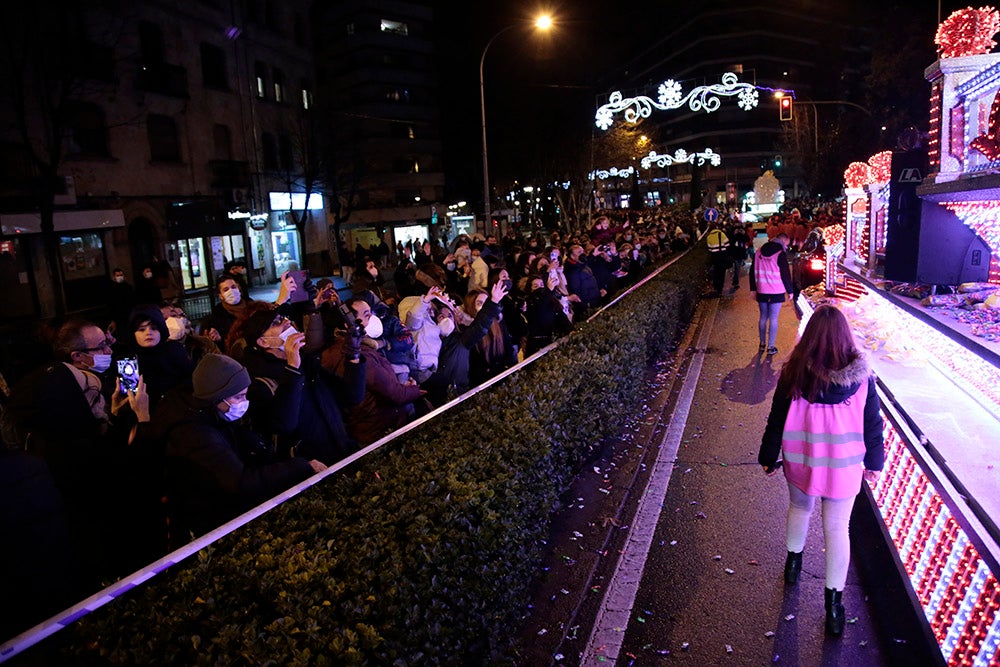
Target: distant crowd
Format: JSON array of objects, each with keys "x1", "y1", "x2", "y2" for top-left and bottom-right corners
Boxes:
[{"x1": 0, "y1": 206, "x2": 703, "y2": 638}]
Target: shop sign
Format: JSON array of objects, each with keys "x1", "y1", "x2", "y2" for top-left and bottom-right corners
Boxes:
[{"x1": 249, "y1": 214, "x2": 268, "y2": 231}]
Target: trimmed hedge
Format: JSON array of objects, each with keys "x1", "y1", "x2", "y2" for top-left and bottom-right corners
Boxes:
[{"x1": 36, "y1": 246, "x2": 706, "y2": 666}]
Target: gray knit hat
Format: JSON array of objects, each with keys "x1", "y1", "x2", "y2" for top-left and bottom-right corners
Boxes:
[{"x1": 192, "y1": 353, "x2": 250, "y2": 404}]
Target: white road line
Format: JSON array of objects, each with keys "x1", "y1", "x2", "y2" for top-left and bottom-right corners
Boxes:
[{"x1": 580, "y1": 298, "x2": 718, "y2": 665}]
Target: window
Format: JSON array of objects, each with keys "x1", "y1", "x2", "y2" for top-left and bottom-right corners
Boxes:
[
  {"x1": 385, "y1": 88, "x2": 411, "y2": 103},
  {"x1": 254, "y1": 61, "x2": 267, "y2": 99},
  {"x1": 272, "y1": 68, "x2": 286, "y2": 103},
  {"x1": 200, "y1": 43, "x2": 228, "y2": 89},
  {"x1": 300, "y1": 80, "x2": 313, "y2": 109},
  {"x1": 278, "y1": 134, "x2": 293, "y2": 171},
  {"x1": 147, "y1": 114, "x2": 181, "y2": 161},
  {"x1": 138, "y1": 22, "x2": 165, "y2": 63},
  {"x1": 346, "y1": 22, "x2": 355, "y2": 36},
  {"x1": 261, "y1": 132, "x2": 278, "y2": 170},
  {"x1": 380, "y1": 19, "x2": 408, "y2": 36},
  {"x1": 65, "y1": 102, "x2": 110, "y2": 157},
  {"x1": 213, "y1": 123, "x2": 232, "y2": 160}
]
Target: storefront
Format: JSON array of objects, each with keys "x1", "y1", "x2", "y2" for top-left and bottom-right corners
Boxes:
[
  {"x1": 1, "y1": 209, "x2": 125, "y2": 315},
  {"x1": 267, "y1": 191, "x2": 323, "y2": 278},
  {"x1": 165, "y1": 200, "x2": 245, "y2": 293}
]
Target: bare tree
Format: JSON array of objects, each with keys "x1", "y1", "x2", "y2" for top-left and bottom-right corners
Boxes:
[{"x1": 0, "y1": 2, "x2": 129, "y2": 316}]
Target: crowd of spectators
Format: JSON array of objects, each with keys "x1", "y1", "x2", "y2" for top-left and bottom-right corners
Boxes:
[{"x1": 0, "y1": 205, "x2": 703, "y2": 638}]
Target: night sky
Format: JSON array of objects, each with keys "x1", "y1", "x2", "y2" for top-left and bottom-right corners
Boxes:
[{"x1": 432, "y1": 0, "x2": 977, "y2": 204}]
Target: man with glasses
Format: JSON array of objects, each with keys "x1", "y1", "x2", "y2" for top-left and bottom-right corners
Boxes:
[{"x1": 5, "y1": 318, "x2": 154, "y2": 592}]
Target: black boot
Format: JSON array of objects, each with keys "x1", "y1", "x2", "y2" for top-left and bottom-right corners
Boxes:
[
  {"x1": 825, "y1": 588, "x2": 845, "y2": 636},
  {"x1": 784, "y1": 551, "x2": 802, "y2": 584}
]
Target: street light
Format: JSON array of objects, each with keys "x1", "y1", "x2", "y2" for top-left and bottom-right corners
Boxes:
[{"x1": 479, "y1": 14, "x2": 554, "y2": 222}]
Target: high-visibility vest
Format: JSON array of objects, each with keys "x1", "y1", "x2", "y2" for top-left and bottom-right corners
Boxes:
[{"x1": 706, "y1": 229, "x2": 729, "y2": 252}]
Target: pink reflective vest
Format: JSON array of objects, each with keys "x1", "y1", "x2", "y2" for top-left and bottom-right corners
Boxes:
[
  {"x1": 753, "y1": 248, "x2": 786, "y2": 296},
  {"x1": 781, "y1": 381, "x2": 867, "y2": 499}
]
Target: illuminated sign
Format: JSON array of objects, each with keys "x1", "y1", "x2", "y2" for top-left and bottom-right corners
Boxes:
[
  {"x1": 268, "y1": 192, "x2": 324, "y2": 211},
  {"x1": 640, "y1": 148, "x2": 720, "y2": 169}
]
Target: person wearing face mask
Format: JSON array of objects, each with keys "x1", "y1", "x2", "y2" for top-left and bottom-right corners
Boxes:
[
  {"x1": 153, "y1": 353, "x2": 325, "y2": 540},
  {"x1": 105, "y1": 267, "x2": 135, "y2": 336},
  {"x1": 396, "y1": 286, "x2": 452, "y2": 384},
  {"x1": 321, "y1": 298, "x2": 426, "y2": 445},
  {"x1": 563, "y1": 244, "x2": 604, "y2": 319},
  {"x1": 5, "y1": 318, "x2": 156, "y2": 592},
  {"x1": 420, "y1": 280, "x2": 506, "y2": 406},
  {"x1": 160, "y1": 304, "x2": 219, "y2": 366},
  {"x1": 134, "y1": 264, "x2": 162, "y2": 305},
  {"x1": 524, "y1": 273, "x2": 575, "y2": 355},
  {"x1": 201, "y1": 273, "x2": 295, "y2": 351},
  {"x1": 237, "y1": 302, "x2": 365, "y2": 464}
]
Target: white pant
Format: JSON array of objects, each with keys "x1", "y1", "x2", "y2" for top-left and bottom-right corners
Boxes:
[{"x1": 785, "y1": 481, "x2": 855, "y2": 590}]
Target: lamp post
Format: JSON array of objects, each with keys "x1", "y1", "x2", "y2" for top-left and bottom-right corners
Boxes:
[{"x1": 479, "y1": 14, "x2": 553, "y2": 223}]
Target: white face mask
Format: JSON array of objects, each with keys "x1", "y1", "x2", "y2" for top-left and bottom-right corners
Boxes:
[
  {"x1": 221, "y1": 289, "x2": 241, "y2": 305},
  {"x1": 143, "y1": 271, "x2": 153, "y2": 280},
  {"x1": 90, "y1": 353, "x2": 112, "y2": 374},
  {"x1": 438, "y1": 317, "x2": 455, "y2": 336},
  {"x1": 221, "y1": 397, "x2": 250, "y2": 422},
  {"x1": 166, "y1": 316, "x2": 188, "y2": 341},
  {"x1": 367, "y1": 267, "x2": 379, "y2": 278},
  {"x1": 364, "y1": 314, "x2": 383, "y2": 339},
  {"x1": 114, "y1": 276, "x2": 125, "y2": 284}
]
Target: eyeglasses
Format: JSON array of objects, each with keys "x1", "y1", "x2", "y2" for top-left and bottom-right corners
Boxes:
[
  {"x1": 78, "y1": 339, "x2": 113, "y2": 353},
  {"x1": 271, "y1": 315, "x2": 290, "y2": 328}
]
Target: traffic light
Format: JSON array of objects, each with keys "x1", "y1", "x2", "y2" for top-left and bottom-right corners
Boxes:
[
  {"x1": 773, "y1": 155, "x2": 783, "y2": 168},
  {"x1": 779, "y1": 96, "x2": 792, "y2": 121}
]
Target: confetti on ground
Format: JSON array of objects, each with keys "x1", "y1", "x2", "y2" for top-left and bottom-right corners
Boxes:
[
  {"x1": 670, "y1": 540, "x2": 678, "y2": 546},
  {"x1": 726, "y1": 644, "x2": 734, "y2": 654},
  {"x1": 764, "y1": 631, "x2": 775, "y2": 638},
  {"x1": 859, "y1": 640, "x2": 868, "y2": 647},
  {"x1": 784, "y1": 614, "x2": 795, "y2": 621},
  {"x1": 724, "y1": 568, "x2": 735, "y2": 575},
  {"x1": 712, "y1": 554, "x2": 722, "y2": 560},
  {"x1": 554, "y1": 654, "x2": 564, "y2": 661},
  {"x1": 681, "y1": 642, "x2": 690, "y2": 651},
  {"x1": 695, "y1": 511, "x2": 707, "y2": 519},
  {"x1": 560, "y1": 589, "x2": 570, "y2": 595},
  {"x1": 847, "y1": 616, "x2": 859, "y2": 624},
  {"x1": 772, "y1": 654, "x2": 780, "y2": 662},
  {"x1": 537, "y1": 628, "x2": 547, "y2": 636}
]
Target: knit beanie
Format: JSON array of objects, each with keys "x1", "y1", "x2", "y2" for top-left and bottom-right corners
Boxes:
[{"x1": 192, "y1": 353, "x2": 250, "y2": 404}]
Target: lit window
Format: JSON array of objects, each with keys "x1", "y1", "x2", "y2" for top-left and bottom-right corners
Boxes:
[
  {"x1": 273, "y1": 68, "x2": 286, "y2": 103},
  {"x1": 380, "y1": 19, "x2": 408, "y2": 36}
]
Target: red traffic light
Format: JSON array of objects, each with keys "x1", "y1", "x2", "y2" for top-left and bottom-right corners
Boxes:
[{"x1": 779, "y1": 97, "x2": 793, "y2": 121}]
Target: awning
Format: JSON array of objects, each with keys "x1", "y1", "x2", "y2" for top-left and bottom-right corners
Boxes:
[{"x1": 1, "y1": 209, "x2": 126, "y2": 235}]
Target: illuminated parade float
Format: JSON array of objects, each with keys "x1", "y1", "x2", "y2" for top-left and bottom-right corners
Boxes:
[{"x1": 799, "y1": 8, "x2": 1000, "y2": 664}]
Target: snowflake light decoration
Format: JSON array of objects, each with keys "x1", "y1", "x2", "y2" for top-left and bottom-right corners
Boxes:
[
  {"x1": 658, "y1": 80, "x2": 683, "y2": 106},
  {"x1": 844, "y1": 161, "x2": 873, "y2": 188},
  {"x1": 738, "y1": 87, "x2": 760, "y2": 111},
  {"x1": 935, "y1": 6, "x2": 1000, "y2": 58},
  {"x1": 867, "y1": 150, "x2": 893, "y2": 183}
]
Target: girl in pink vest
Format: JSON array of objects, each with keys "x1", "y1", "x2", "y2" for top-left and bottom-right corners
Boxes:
[
  {"x1": 758, "y1": 305, "x2": 884, "y2": 636},
  {"x1": 749, "y1": 233, "x2": 793, "y2": 356}
]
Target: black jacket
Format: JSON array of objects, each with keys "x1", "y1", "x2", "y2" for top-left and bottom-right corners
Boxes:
[
  {"x1": 242, "y1": 342, "x2": 365, "y2": 464},
  {"x1": 153, "y1": 388, "x2": 314, "y2": 539}
]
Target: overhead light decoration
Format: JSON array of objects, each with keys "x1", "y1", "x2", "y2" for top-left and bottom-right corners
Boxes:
[
  {"x1": 640, "y1": 148, "x2": 721, "y2": 169},
  {"x1": 935, "y1": 6, "x2": 1000, "y2": 58},
  {"x1": 588, "y1": 166, "x2": 635, "y2": 180},
  {"x1": 867, "y1": 150, "x2": 893, "y2": 183},
  {"x1": 844, "y1": 161, "x2": 873, "y2": 189},
  {"x1": 595, "y1": 72, "x2": 759, "y2": 130}
]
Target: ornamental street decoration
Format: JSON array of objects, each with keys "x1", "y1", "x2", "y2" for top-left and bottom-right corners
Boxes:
[
  {"x1": 595, "y1": 72, "x2": 759, "y2": 130},
  {"x1": 640, "y1": 148, "x2": 721, "y2": 169},
  {"x1": 588, "y1": 166, "x2": 634, "y2": 180},
  {"x1": 970, "y1": 88, "x2": 1000, "y2": 161}
]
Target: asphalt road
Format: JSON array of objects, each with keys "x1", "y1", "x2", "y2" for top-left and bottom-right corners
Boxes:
[{"x1": 515, "y1": 269, "x2": 939, "y2": 666}]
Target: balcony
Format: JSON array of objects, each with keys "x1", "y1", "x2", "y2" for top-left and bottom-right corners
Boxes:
[{"x1": 136, "y1": 61, "x2": 188, "y2": 98}]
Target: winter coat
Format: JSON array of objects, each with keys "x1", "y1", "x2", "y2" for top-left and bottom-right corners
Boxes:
[
  {"x1": 758, "y1": 356, "x2": 884, "y2": 498},
  {"x1": 422, "y1": 299, "x2": 501, "y2": 405},
  {"x1": 153, "y1": 388, "x2": 314, "y2": 539},
  {"x1": 563, "y1": 259, "x2": 602, "y2": 307},
  {"x1": 322, "y1": 334, "x2": 424, "y2": 445}
]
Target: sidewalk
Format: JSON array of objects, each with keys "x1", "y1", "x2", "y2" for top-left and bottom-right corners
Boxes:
[{"x1": 517, "y1": 273, "x2": 935, "y2": 665}]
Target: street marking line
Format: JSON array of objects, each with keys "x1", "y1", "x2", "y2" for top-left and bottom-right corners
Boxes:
[{"x1": 580, "y1": 298, "x2": 718, "y2": 665}]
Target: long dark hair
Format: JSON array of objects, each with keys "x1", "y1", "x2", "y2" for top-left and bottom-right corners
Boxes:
[{"x1": 780, "y1": 305, "x2": 860, "y2": 402}]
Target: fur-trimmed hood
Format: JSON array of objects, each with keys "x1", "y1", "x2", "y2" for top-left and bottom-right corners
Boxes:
[{"x1": 810, "y1": 354, "x2": 871, "y2": 404}]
